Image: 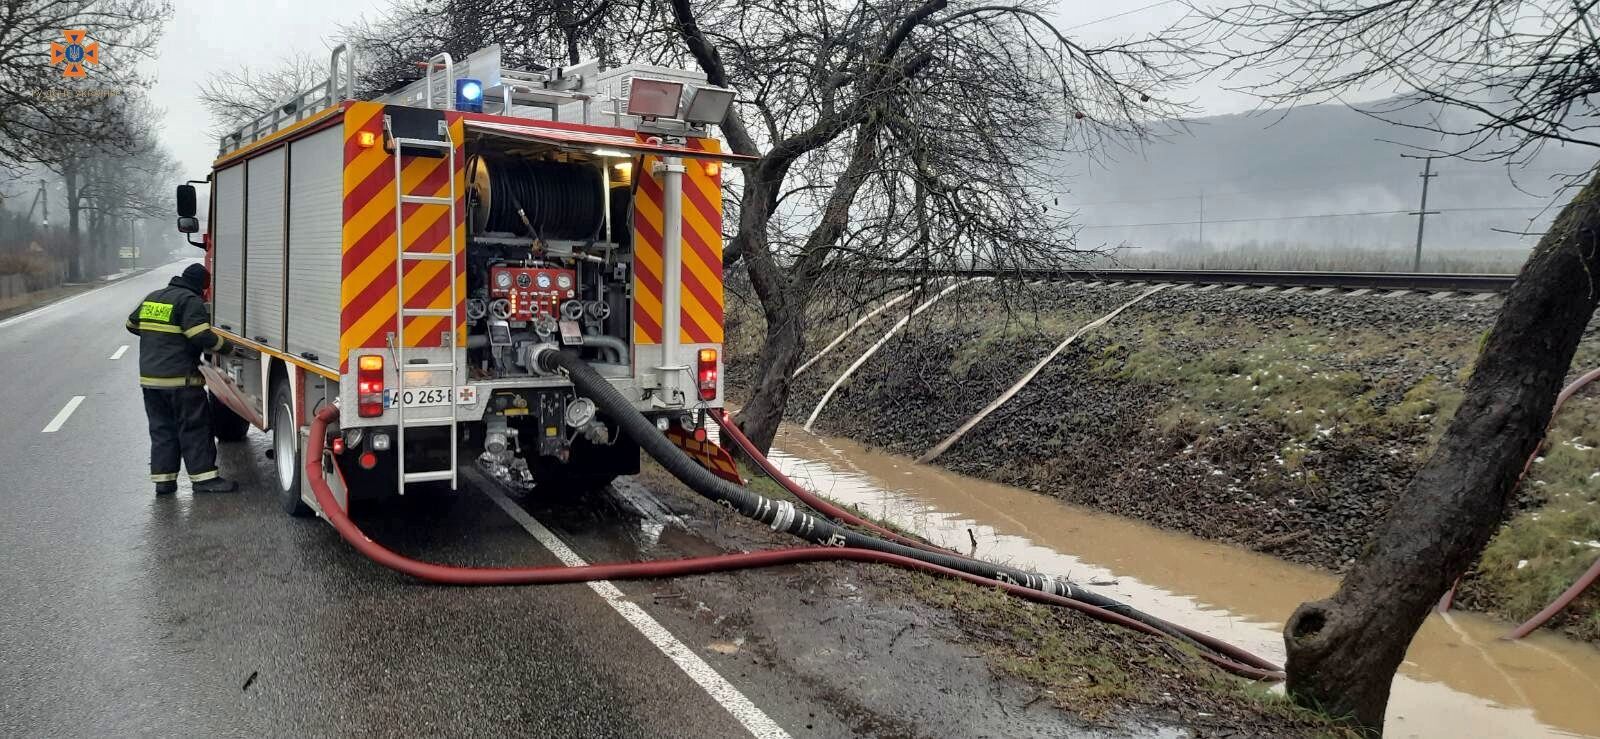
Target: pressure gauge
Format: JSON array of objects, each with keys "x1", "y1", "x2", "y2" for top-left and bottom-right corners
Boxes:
[
  {"x1": 557, "y1": 274, "x2": 572, "y2": 289},
  {"x1": 536, "y1": 273, "x2": 552, "y2": 289},
  {"x1": 516, "y1": 272, "x2": 533, "y2": 289},
  {"x1": 495, "y1": 271, "x2": 512, "y2": 289}
]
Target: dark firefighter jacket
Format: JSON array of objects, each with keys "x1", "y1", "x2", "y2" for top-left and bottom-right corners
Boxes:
[{"x1": 125, "y1": 273, "x2": 232, "y2": 388}]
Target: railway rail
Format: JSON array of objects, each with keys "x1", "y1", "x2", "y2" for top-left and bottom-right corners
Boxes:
[{"x1": 871, "y1": 268, "x2": 1516, "y2": 294}]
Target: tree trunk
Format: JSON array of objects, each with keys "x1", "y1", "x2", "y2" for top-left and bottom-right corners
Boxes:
[
  {"x1": 736, "y1": 300, "x2": 807, "y2": 453},
  {"x1": 1283, "y1": 167, "x2": 1600, "y2": 732},
  {"x1": 63, "y1": 167, "x2": 82, "y2": 282}
]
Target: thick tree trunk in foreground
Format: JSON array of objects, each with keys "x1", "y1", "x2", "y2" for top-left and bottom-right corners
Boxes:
[
  {"x1": 736, "y1": 304, "x2": 806, "y2": 454},
  {"x1": 1284, "y1": 168, "x2": 1600, "y2": 732}
]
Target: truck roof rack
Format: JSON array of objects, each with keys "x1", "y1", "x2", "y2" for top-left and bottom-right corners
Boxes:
[{"x1": 216, "y1": 42, "x2": 736, "y2": 158}]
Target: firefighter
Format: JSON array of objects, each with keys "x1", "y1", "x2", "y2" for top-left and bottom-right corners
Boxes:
[{"x1": 125, "y1": 263, "x2": 238, "y2": 495}]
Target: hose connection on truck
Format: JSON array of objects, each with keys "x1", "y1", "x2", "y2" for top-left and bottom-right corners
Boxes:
[{"x1": 305, "y1": 351, "x2": 1285, "y2": 683}]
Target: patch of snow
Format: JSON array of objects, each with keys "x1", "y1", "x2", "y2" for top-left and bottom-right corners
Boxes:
[{"x1": 1517, "y1": 559, "x2": 1529, "y2": 570}]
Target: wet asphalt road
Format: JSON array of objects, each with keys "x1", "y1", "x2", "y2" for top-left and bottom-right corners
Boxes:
[{"x1": 0, "y1": 264, "x2": 773, "y2": 737}]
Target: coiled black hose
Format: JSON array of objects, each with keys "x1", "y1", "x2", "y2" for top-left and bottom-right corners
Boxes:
[
  {"x1": 538, "y1": 349, "x2": 1195, "y2": 644},
  {"x1": 480, "y1": 157, "x2": 604, "y2": 240}
]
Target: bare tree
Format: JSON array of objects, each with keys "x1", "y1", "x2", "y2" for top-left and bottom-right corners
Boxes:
[
  {"x1": 668, "y1": 0, "x2": 1191, "y2": 453},
  {"x1": 0, "y1": 1, "x2": 170, "y2": 168},
  {"x1": 1196, "y1": 0, "x2": 1600, "y2": 731},
  {"x1": 197, "y1": 51, "x2": 325, "y2": 136},
  {"x1": 345, "y1": 0, "x2": 639, "y2": 96},
  {"x1": 34, "y1": 92, "x2": 173, "y2": 278}
]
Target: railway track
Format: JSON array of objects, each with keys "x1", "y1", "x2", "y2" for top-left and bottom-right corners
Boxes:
[{"x1": 879, "y1": 268, "x2": 1516, "y2": 294}]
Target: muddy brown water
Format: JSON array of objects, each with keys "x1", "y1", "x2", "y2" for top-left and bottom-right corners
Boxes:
[{"x1": 758, "y1": 426, "x2": 1600, "y2": 739}]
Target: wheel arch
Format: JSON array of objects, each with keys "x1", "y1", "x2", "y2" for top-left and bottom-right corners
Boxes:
[{"x1": 264, "y1": 358, "x2": 298, "y2": 431}]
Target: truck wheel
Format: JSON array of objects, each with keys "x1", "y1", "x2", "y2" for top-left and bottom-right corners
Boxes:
[
  {"x1": 210, "y1": 391, "x2": 250, "y2": 442},
  {"x1": 271, "y1": 380, "x2": 312, "y2": 517}
]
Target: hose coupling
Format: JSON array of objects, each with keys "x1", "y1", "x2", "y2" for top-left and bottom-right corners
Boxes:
[{"x1": 526, "y1": 343, "x2": 563, "y2": 375}]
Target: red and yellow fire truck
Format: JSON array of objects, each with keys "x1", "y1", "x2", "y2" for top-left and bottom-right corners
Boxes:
[{"x1": 175, "y1": 44, "x2": 748, "y2": 515}]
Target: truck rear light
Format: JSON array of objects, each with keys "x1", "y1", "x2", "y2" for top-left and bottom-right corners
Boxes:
[
  {"x1": 357, "y1": 354, "x2": 385, "y2": 418},
  {"x1": 697, "y1": 348, "x2": 718, "y2": 401}
]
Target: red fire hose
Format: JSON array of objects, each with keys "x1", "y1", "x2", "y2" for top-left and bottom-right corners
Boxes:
[
  {"x1": 1500, "y1": 367, "x2": 1600, "y2": 638},
  {"x1": 305, "y1": 405, "x2": 1283, "y2": 680},
  {"x1": 1435, "y1": 367, "x2": 1600, "y2": 640}
]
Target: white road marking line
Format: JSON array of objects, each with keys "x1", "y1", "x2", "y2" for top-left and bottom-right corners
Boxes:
[
  {"x1": 42, "y1": 396, "x2": 86, "y2": 433},
  {"x1": 109, "y1": 345, "x2": 129, "y2": 360},
  {"x1": 479, "y1": 484, "x2": 790, "y2": 739}
]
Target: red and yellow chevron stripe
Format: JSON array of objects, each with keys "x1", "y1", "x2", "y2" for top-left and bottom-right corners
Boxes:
[
  {"x1": 338, "y1": 102, "x2": 467, "y2": 370},
  {"x1": 632, "y1": 137, "x2": 724, "y2": 345}
]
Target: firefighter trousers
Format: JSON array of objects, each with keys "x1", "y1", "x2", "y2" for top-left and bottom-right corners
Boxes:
[{"x1": 143, "y1": 386, "x2": 219, "y2": 483}]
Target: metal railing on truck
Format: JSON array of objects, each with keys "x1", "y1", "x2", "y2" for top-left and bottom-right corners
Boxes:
[{"x1": 216, "y1": 44, "x2": 355, "y2": 156}]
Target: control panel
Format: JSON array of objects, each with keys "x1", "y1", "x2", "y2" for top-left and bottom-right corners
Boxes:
[{"x1": 488, "y1": 266, "x2": 577, "y2": 321}]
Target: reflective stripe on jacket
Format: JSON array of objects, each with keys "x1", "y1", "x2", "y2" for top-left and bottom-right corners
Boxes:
[{"x1": 126, "y1": 274, "x2": 231, "y2": 388}]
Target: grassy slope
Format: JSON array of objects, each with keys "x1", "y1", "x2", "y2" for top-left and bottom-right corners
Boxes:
[{"x1": 726, "y1": 281, "x2": 1600, "y2": 641}]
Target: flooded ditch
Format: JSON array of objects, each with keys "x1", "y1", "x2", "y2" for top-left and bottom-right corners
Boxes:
[{"x1": 761, "y1": 425, "x2": 1600, "y2": 738}]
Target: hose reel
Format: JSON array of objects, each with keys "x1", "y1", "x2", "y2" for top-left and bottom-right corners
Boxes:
[{"x1": 468, "y1": 156, "x2": 606, "y2": 240}]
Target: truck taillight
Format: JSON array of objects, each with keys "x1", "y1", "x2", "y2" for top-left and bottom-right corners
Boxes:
[
  {"x1": 697, "y1": 349, "x2": 718, "y2": 401},
  {"x1": 357, "y1": 354, "x2": 384, "y2": 418}
]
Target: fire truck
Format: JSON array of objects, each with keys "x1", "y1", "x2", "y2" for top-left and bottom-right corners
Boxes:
[{"x1": 174, "y1": 44, "x2": 748, "y2": 515}]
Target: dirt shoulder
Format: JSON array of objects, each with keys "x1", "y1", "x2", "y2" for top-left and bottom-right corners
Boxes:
[
  {"x1": 725, "y1": 279, "x2": 1600, "y2": 642},
  {"x1": 0, "y1": 265, "x2": 166, "y2": 323},
  {"x1": 609, "y1": 462, "x2": 1350, "y2": 737}
]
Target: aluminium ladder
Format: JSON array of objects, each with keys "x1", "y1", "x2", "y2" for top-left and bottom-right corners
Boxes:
[{"x1": 383, "y1": 115, "x2": 461, "y2": 490}]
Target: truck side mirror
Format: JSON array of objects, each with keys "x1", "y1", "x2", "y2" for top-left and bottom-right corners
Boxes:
[
  {"x1": 176, "y1": 184, "x2": 204, "y2": 247},
  {"x1": 177, "y1": 184, "x2": 197, "y2": 218}
]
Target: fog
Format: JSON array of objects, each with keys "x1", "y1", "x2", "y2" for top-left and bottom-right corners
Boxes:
[{"x1": 1057, "y1": 103, "x2": 1595, "y2": 271}]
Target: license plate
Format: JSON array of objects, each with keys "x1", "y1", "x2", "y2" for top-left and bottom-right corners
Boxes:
[{"x1": 384, "y1": 386, "x2": 477, "y2": 409}]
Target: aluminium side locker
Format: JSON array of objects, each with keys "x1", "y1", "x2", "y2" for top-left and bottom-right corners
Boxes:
[
  {"x1": 286, "y1": 125, "x2": 344, "y2": 367},
  {"x1": 212, "y1": 165, "x2": 246, "y2": 336},
  {"x1": 245, "y1": 148, "x2": 287, "y2": 355}
]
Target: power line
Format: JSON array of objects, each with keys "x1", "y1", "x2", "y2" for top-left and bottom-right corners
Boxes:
[
  {"x1": 1075, "y1": 205, "x2": 1548, "y2": 230},
  {"x1": 1062, "y1": 0, "x2": 1178, "y2": 31},
  {"x1": 1063, "y1": 169, "x2": 1583, "y2": 208}
]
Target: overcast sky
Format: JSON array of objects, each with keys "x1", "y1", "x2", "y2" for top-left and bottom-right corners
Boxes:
[{"x1": 149, "y1": 0, "x2": 1248, "y2": 177}]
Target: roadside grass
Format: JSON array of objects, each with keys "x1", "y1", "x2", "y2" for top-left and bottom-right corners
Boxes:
[
  {"x1": 1469, "y1": 392, "x2": 1600, "y2": 639},
  {"x1": 905, "y1": 574, "x2": 1356, "y2": 736},
  {"x1": 1100, "y1": 313, "x2": 1477, "y2": 444}
]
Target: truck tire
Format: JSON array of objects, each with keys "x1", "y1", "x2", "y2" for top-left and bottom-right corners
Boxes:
[
  {"x1": 210, "y1": 391, "x2": 250, "y2": 442},
  {"x1": 270, "y1": 380, "x2": 313, "y2": 517}
]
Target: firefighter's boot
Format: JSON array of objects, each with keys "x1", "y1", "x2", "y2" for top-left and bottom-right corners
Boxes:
[
  {"x1": 155, "y1": 481, "x2": 177, "y2": 495},
  {"x1": 192, "y1": 476, "x2": 239, "y2": 494}
]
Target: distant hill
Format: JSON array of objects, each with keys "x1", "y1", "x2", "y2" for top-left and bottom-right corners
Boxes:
[{"x1": 1055, "y1": 103, "x2": 1596, "y2": 270}]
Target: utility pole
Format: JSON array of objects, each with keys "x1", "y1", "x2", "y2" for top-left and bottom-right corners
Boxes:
[
  {"x1": 25, "y1": 179, "x2": 49, "y2": 227},
  {"x1": 1402, "y1": 155, "x2": 1439, "y2": 271}
]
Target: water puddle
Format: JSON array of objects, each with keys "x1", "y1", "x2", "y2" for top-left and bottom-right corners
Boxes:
[{"x1": 764, "y1": 427, "x2": 1600, "y2": 738}]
